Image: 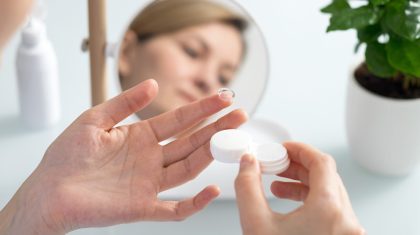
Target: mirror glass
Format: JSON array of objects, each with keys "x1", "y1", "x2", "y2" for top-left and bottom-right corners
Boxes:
[{"x1": 113, "y1": 0, "x2": 270, "y2": 125}]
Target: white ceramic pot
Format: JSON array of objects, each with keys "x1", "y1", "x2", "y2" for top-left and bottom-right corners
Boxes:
[{"x1": 346, "y1": 68, "x2": 420, "y2": 176}]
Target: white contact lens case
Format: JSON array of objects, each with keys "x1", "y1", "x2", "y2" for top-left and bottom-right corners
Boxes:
[{"x1": 210, "y1": 129, "x2": 290, "y2": 175}]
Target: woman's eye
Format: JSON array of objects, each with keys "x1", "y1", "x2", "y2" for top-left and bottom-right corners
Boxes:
[{"x1": 183, "y1": 46, "x2": 200, "y2": 59}]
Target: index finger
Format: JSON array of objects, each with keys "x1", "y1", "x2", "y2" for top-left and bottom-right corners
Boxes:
[
  {"x1": 146, "y1": 94, "x2": 232, "y2": 142},
  {"x1": 88, "y1": 79, "x2": 158, "y2": 130},
  {"x1": 283, "y1": 142, "x2": 338, "y2": 193}
]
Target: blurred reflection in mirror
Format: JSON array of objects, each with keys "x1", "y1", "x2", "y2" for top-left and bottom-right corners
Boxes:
[{"x1": 118, "y1": 0, "x2": 248, "y2": 120}]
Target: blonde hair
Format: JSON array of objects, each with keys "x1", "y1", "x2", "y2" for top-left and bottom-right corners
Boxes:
[{"x1": 129, "y1": 0, "x2": 248, "y2": 42}]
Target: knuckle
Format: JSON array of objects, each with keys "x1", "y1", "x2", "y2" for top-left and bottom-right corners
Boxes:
[
  {"x1": 203, "y1": 142, "x2": 213, "y2": 161},
  {"x1": 174, "y1": 108, "x2": 186, "y2": 125},
  {"x1": 143, "y1": 86, "x2": 156, "y2": 100},
  {"x1": 173, "y1": 204, "x2": 188, "y2": 222},
  {"x1": 314, "y1": 153, "x2": 337, "y2": 171},
  {"x1": 183, "y1": 158, "x2": 192, "y2": 175},
  {"x1": 182, "y1": 159, "x2": 198, "y2": 181},
  {"x1": 328, "y1": 203, "x2": 342, "y2": 219},
  {"x1": 213, "y1": 118, "x2": 224, "y2": 132},
  {"x1": 122, "y1": 93, "x2": 138, "y2": 113},
  {"x1": 199, "y1": 98, "x2": 211, "y2": 114},
  {"x1": 189, "y1": 133, "x2": 201, "y2": 150}
]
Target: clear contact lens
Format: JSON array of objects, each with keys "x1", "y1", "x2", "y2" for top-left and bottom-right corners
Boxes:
[{"x1": 218, "y1": 87, "x2": 235, "y2": 101}]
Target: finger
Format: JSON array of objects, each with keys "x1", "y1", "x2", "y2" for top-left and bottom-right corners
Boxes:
[
  {"x1": 147, "y1": 94, "x2": 233, "y2": 142},
  {"x1": 277, "y1": 161, "x2": 309, "y2": 186},
  {"x1": 270, "y1": 181, "x2": 309, "y2": 201},
  {"x1": 162, "y1": 109, "x2": 248, "y2": 166},
  {"x1": 161, "y1": 142, "x2": 213, "y2": 191},
  {"x1": 86, "y1": 79, "x2": 158, "y2": 130},
  {"x1": 150, "y1": 185, "x2": 220, "y2": 221},
  {"x1": 235, "y1": 155, "x2": 271, "y2": 231},
  {"x1": 283, "y1": 142, "x2": 338, "y2": 194}
]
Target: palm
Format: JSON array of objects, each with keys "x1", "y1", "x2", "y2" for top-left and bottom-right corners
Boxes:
[
  {"x1": 63, "y1": 127, "x2": 161, "y2": 227},
  {"x1": 35, "y1": 80, "x2": 247, "y2": 231}
]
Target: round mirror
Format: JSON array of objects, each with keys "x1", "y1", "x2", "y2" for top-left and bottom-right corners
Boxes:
[{"x1": 111, "y1": 0, "x2": 270, "y2": 127}]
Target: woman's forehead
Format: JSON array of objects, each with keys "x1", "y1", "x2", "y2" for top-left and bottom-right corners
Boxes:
[{"x1": 174, "y1": 23, "x2": 244, "y2": 66}]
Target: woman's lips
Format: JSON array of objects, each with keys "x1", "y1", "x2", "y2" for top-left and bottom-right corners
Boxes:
[{"x1": 178, "y1": 90, "x2": 198, "y2": 103}]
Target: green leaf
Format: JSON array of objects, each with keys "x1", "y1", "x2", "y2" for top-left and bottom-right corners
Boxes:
[
  {"x1": 327, "y1": 6, "x2": 384, "y2": 31},
  {"x1": 321, "y1": 0, "x2": 350, "y2": 14},
  {"x1": 365, "y1": 42, "x2": 397, "y2": 77},
  {"x1": 369, "y1": 0, "x2": 391, "y2": 6},
  {"x1": 386, "y1": 36, "x2": 420, "y2": 77},
  {"x1": 384, "y1": 0, "x2": 420, "y2": 41},
  {"x1": 357, "y1": 24, "x2": 383, "y2": 42}
]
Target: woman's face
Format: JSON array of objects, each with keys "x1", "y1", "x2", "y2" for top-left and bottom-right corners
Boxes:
[
  {"x1": 0, "y1": 0, "x2": 33, "y2": 55},
  {"x1": 119, "y1": 22, "x2": 243, "y2": 119}
]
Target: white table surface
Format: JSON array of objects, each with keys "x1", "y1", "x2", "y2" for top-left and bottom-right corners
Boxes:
[{"x1": 1, "y1": 0, "x2": 419, "y2": 234}]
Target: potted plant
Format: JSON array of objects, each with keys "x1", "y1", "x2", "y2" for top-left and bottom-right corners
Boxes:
[{"x1": 321, "y1": 0, "x2": 420, "y2": 176}]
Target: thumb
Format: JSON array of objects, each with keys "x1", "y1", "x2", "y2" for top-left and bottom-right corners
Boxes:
[{"x1": 235, "y1": 154, "x2": 270, "y2": 231}]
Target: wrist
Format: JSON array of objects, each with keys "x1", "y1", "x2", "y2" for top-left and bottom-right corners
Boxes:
[
  {"x1": 0, "y1": 176, "x2": 66, "y2": 235},
  {"x1": 0, "y1": 196, "x2": 16, "y2": 235}
]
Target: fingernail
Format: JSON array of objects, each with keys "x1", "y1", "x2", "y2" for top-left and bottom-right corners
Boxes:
[
  {"x1": 240, "y1": 154, "x2": 254, "y2": 169},
  {"x1": 218, "y1": 88, "x2": 235, "y2": 102}
]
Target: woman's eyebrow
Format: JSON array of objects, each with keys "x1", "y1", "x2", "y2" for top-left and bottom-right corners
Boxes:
[{"x1": 188, "y1": 34, "x2": 238, "y2": 71}]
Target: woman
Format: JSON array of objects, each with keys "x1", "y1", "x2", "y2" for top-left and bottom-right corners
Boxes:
[
  {"x1": 0, "y1": 0, "x2": 364, "y2": 234},
  {"x1": 118, "y1": 0, "x2": 247, "y2": 119}
]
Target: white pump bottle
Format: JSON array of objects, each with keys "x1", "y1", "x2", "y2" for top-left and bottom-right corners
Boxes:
[{"x1": 16, "y1": 13, "x2": 60, "y2": 129}]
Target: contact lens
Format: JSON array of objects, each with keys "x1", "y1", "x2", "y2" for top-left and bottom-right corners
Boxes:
[{"x1": 218, "y1": 87, "x2": 235, "y2": 101}]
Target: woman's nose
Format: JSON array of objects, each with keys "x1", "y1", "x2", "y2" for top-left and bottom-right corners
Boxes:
[
  {"x1": 193, "y1": 66, "x2": 218, "y2": 94},
  {"x1": 194, "y1": 79, "x2": 211, "y2": 94}
]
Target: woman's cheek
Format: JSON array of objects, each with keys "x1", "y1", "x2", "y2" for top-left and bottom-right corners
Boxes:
[{"x1": 160, "y1": 52, "x2": 193, "y2": 83}]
